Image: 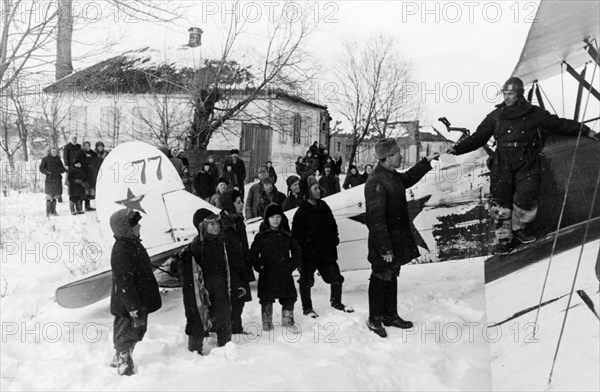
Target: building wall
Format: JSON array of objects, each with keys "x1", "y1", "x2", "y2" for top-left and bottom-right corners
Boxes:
[
  {"x1": 41, "y1": 91, "x2": 328, "y2": 180},
  {"x1": 207, "y1": 98, "x2": 328, "y2": 181},
  {"x1": 35, "y1": 92, "x2": 192, "y2": 149}
]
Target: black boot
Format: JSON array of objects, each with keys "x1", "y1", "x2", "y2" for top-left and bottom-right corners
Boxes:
[
  {"x1": 382, "y1": 278, "x2": 413, "y2": 329},
  {"x1": 299, "y1": 279, "x2": 316, "y2": 317},
  {"x1": 46, "y1": 200, "x2": 52, "y2": 217},
  {"x1": 231, "y1": 299, "x2": 245, "y2": 334},
  {"x1": 330, "y1": 283, "x2": 354, "y2": 312},
  {"x1": 50, "y1": 199, "x2": 58, "y2": 215},
  {"x1": 261, "y1": 303, "x2": 273, "y2": 331},
  {"x1": 368, "y1": 275, "x2": 387, "y2": 319},
  {"x1": 85, "y1": 198, "x2": 95, "y2": 211},
  {"x1": 367, "y1": 316, "x2": 387, "y2": 338},
  {"x1": 187, "y1": 335, "x2": 203, "y2": 354},
  {"x1": 76, "y1": 200, "x2": 84, "y2": 214}
]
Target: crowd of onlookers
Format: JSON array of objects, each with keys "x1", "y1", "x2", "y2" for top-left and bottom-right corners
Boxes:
[
  {"x1": 39, "y1": 136, "x2": 108, "y2": 216},
  {"x1": 39, "y1": 139, "x2": 375, "y2": 221}
]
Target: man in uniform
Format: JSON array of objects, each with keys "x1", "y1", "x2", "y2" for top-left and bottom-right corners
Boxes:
[{"x1": 447, "y1": 77, "x2": 598, "y2": 254}]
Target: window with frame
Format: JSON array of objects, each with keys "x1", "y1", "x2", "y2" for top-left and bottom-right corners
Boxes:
[
  {"x1": 292, "y1": 114, "x2": 301, "y2": 145},
  {"x1": 303, "y1": 116, "x2": 312, "y2": 147}
]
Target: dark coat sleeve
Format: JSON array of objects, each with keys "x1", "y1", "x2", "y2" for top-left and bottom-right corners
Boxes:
[
  {"x1": 289, "y1": 236, "x2": 302, "y2": 270},
  {"x1": 365, "y1": 178, "x2": 393, "y2": 256},
  {"x1": 324, "y1": 202, "x2": 339, "y2": 246},
  {"x1": 454, "y1": 114, "x2": 496, "y2": 155},
  {"x1": 249, "y1": 234, "x2": 263, "y2": 272},
  {"x1": 538, "y1": 107, "x2": 591, "y2": 136},
  {"x1": 291, "y1": 209, "x2": 308, "y2": 249},
  {"x1": 112, "y1": 248, "x2": 143, "y2": 313},
  {"x1": 399, "y1": 158, "x2": 432, "y2": 188}
]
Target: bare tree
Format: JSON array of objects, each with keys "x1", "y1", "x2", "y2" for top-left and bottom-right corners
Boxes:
[
  {"x1": 35, "y1": 93, "x2": 71, "y2": 147},
  {"x1": 187, "y1": 1, "x2": 318, "y2": 149},
  {"x1": 132, "y1": 83, "x2": 189, "y2": 149},
  {"x1": 0, "y1": 94, "x2": 22, "y2": 165},
  {"x1": 334, "y1": 34, "x2": 416, "y2": 168},
  {"x1": 94, "y1": 101, "x2": 124, "y2": 149},
  {"x1": 55, "y1": 0, "x2": 189, "y2": 80},
  {"x1": 0, "y1": 0, "x2": 59, "y2": 93}
]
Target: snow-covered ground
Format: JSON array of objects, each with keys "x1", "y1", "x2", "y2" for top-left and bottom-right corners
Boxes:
[
  {"x1": 1, "y1": 191, "x2": 491, "y2": 391},
  {"x1": 487, "y1": 239, "x2": 600, "y2": 391}
]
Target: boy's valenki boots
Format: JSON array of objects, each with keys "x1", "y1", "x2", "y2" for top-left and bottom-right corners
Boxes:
[
  {"x1": 261, "y1": 303, "x2": 273, "y2": 331},
  {"x1": 281, "y1": 305, "x2": 295, "y2": 327}
]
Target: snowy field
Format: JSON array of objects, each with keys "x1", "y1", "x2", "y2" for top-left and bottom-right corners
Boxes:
[
  {"x1": 487, "y1": 239, "x2": 600, "y2": 391},
  {"x1": 1, "y1": 191, "x2": 491, "y2": 391}
]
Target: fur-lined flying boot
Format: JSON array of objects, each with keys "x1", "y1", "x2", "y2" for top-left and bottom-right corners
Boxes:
[
  {"x1": 50, "y1": 199, "x2": 58, "y2": 216},
  {"x1": 45, "y1": 200, "x2": 52, "y2": 217},
  {"x1": 261, "y1": 302, "x2": 273, "y2": 331}
]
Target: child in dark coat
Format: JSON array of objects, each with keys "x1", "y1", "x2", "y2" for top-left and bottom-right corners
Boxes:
[
  {"x1": 67, "y1": 159, "x2": 88, "y2": 215},
  {"x1": 218, "y1": 190, "x2": 255, "y2": 334},
  {"x1": 109, "y1": 209, "x2": 162, "y2": 376},
  {"x1": 250, "y1": 203, "x2": 301, "y2": 331},
  {"x1": 179, "y1": 208, "x2": 232, "y2": 351}
]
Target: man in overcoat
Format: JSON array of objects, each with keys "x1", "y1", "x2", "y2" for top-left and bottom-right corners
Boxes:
[{"x1": 365, "y1": 138, "x2": 439, "y2": 338}]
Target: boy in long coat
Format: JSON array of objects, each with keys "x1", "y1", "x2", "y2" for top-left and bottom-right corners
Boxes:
[
  {"x1": 250, "y1": 203, "x2": 301, "y2": 330},
  {"x1": 180, "y1": 209, "x2": 232, "y2": 350},
  {"x1": 218, "y1": 190, "x2": 255, "y2": 334},
  {"x1": 109, "y1": 209, "x2": 162, "y2": 375},
  {"x1": 292, "y1": 176, "x2": 353, "y2": 318}
]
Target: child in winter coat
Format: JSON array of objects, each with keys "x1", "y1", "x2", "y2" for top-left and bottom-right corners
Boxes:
[
  {"x1": 250, "y1": 203, "x2": 301, "y2": 331},
  {"x1": 179, "y1": 208, "x2": 232, "y2": 352},
  {"x1": 109, "y1": 209, "x2": 162, "y2": 376},
  {"x1": 218, "y1": 190, "x2": 255, "y2": 334},
  {"x1": 67, "y1": 159, "x2": 88, "y2": 215}
]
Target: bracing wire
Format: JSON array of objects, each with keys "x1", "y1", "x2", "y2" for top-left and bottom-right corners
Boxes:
[
  {"x1": 560, "y1": 62, "x2": 565, "y2": 117},
  {"x1": 532, "y1": 61, "x2": 598, "y2": 337},
  {"x1": 547, "y1": 166, "x2": 600, "y2": 385}
]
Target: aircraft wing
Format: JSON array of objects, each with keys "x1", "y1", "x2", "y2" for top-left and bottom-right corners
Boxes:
[{"x1": 512, "y1": 0, "x2": 599, "y2": 84}]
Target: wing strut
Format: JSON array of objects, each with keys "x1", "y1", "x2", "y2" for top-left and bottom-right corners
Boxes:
[
  {"x1": 574, "y1": 65, "x2": 587, "y2": 121},
  {"x1": 584, "y1": 38, "x2": 600, "y2": 67},
  {"x1": 563, "y1": 61, "x2": 600, "y2": 102}
]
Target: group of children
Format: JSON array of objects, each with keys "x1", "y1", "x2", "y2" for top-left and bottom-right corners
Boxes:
[{"x1": 110, "y1": 181, "x2": 344, "y2": 376}]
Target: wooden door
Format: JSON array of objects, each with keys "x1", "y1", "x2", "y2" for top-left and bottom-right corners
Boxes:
[{"x1": 240, "y1": 123, "x2": 272, "y2": 181}]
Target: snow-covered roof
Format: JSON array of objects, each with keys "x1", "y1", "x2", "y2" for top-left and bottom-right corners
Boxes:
[{"x1": 42, "y1": 46, "x2": 327, "y2": 110}]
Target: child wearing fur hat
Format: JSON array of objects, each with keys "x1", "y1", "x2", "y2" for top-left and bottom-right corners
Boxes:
[
  {"x1": 210, "y1": 178, "x2": 229, "y2": 208},
  {"x1": 109, "y1": 209, "x2": 161, "y2": 376},
  {"x1": 293, "y1": 175, "x2": 353, "y2": 318},
  {"x1": 282, "y1": 175, "x2": 302, "y2": 211},
  {"x1": 257, "y1": 177, "x2": 286, "y2": 218},
  {"x1": 218, "y1": 190, "x2": 255, "y2": 334},
  {"x1": 178, "y1": 208, "x2": 232, "y2": 353},
  {"x1": 249, "y1": 203, "x2": 301, "y2": 331}
]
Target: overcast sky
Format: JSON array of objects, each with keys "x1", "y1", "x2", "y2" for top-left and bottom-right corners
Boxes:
[{"x1": 67, "y1": 0, "x2": 598, "y2": 139}]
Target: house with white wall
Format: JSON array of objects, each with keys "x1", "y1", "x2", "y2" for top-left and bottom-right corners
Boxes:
[{"x1": 41, "y1": 45, "x2": 331, "y2": 182}]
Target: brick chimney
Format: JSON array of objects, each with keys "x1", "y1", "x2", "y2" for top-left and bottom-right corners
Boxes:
[{"x1": 188, "y1": 27, "x2": 203, "y2": 48}]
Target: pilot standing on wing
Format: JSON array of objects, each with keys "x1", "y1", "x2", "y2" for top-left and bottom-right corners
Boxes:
[{"x1": 447, "y1": 77, "x2": 598, "y2": 255}]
